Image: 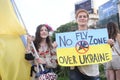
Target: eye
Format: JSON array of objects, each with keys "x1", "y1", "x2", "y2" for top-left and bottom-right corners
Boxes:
[
  {"x1": 40, "y1": 28, "x2": 48, "y2": 32},
  {"x1": 83, "y1": 16, "x2": 87, "y2": 18},
  {"x1": 79, "y1": 15, "x2": 87, "y2": 18},
  {"x1": 40, "y1": 29, "x2": 43, "y2": 32},
  {"x1": 45, "y1": 29, "x2": 48, "y2": 31}
]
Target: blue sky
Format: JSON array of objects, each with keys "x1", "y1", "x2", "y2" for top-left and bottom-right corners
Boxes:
[{"x1": 14, "y1": 0, "x2": 109, "y2": 35}]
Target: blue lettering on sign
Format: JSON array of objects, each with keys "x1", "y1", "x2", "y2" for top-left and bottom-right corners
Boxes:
[
  {"x1": 76, "y1": 32, "x2": 88, "y2": 40},
  {"x1": 55, "y1": 28, "x2": 108, "y2": 48},
  {"x1": 59, "y1": 36, "x2": 72, "y2": 47},
  {"x1": 88, "y1": 36, "x2": 107, "y2": 45}
]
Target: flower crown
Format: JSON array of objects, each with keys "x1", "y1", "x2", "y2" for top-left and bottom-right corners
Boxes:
[{"x1": 44, "y1": 24, "x2": 53, "y2": 31}]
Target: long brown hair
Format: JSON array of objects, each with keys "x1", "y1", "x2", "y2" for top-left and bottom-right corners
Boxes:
[
  {"x1": 33, "y1": 24, "x2": 53, "y2": 51},
  {"x1": 107, "y1": 22, "x2": 120, "y2": 41}
]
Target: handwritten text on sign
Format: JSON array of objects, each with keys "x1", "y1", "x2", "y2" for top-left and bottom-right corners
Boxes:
[{"x1": 55, "y1": 28, "x2": 112, "y2": 66}]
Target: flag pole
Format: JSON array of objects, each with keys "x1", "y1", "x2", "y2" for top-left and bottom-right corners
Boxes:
[
  {"x1": 10, "y1": 0, "x2": 28, "y2": 34},
  {"x1": 11, "y1": 0, "x2": 45, "y2": 71}
]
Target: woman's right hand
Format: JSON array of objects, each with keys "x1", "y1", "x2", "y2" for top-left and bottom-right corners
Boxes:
[
  {"x1": 27, "y1": 35, "x2": 34, "y2": 44},
  {"x1": 26, "y1": 35, "x2": 34, "y2": 52}
]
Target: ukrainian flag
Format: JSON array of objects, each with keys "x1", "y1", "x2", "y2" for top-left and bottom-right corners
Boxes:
[{"x1": 0, "y1": 0, "x2": 31, "y2": 80}]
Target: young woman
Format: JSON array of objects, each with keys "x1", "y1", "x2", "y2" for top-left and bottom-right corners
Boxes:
[
  {"x1": 105, "y1": 22, "x2": 120, "y2": 80},
  {"x1": 26, "y1": 24, "x2": 57, "y2": 80},
  {"x1": 69, "y1": 9, "x2": 100, "y2": 80}
]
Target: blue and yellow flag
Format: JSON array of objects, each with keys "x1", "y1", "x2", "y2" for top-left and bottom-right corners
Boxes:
[
  {"x1": 0, "y1": 0, "x2": 31, "y2": 80},
  {"x1": 0, "y1": 36, "x2": 31, "y2": 80},
  {"x1": 0, "y1": 0, "x2": 26, "y2": 35}
]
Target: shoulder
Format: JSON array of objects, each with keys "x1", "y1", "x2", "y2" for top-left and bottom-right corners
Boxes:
[
  {"x1": 116, "y1": 33, "x2": 120, "y2": 39},
  {"x1": 117, "y1": 33, "x2": 120, "y2": 36},
  {"x1": 116, "y1": 33, "x2": 120, "y2": 44}
]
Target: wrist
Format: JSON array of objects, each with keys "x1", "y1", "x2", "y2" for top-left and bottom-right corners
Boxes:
[{"x1": 26, "y1": 49, "x2": 32, "y2": 53}]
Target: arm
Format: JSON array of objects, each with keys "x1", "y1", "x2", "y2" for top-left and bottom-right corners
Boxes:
[
  {"x1": 26, "y1": 35, "x2": 34, "y2": 52},
  {"x1": 107, "y1": 39, "x2": 114, "y2": 47},
  {"x1": 116, "y1": 33, "x2": 120, "y2": 46},
  {"x1": 25, "y1": 35, "x2": 35, "y2": 60},
  {"x1": 52, "y1": 41, "x2": 58, "y2": 48}
]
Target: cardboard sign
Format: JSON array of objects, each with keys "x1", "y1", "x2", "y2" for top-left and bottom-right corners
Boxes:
[{"x1": 55, "y1": 28, "x2": 112, "y2": 66}]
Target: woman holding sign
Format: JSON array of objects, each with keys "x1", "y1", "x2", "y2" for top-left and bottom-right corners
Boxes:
[
  {"x1": 105, "y1": 22, "x2": 120, "y2": 80},
  {"x1": 68, "y1": 9, "x2": 100, "y2": 80}
]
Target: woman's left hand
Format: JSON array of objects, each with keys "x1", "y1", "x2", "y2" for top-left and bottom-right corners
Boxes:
[
  {"x1": 36, "y1": 58, "x2": 46, "y2": 64},
  {"x1": 52, "y1": 41, "x2": 58, "y2": 48}
]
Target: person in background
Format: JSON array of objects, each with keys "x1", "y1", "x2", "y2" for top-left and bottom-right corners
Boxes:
[
  {"x1": 26, "y1": 24, "x2": 57, "y2": 79},
  {"x1": 68, "y1": 9, "x2": 100, "y2": 80},
  {"x1": 105, "y1": 22, "x2": 120, "y2": 80}
]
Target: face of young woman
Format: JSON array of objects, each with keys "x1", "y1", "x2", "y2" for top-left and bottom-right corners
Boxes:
[
  {"x1": 40, "y1": 26, "x2": 49, "y2": 39},
  {"x1": 76, "y1": 12, "x2": 89, "y2": 28}
]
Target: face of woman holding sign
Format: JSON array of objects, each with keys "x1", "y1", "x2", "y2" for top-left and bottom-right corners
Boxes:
[{"x1": 75, "y1": 9, "x2": 89, "y2": 30}]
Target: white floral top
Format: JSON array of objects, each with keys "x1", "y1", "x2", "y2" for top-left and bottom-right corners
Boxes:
[{"x1": 36, "y1": 46, "x2": 57, "y2": 68}]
